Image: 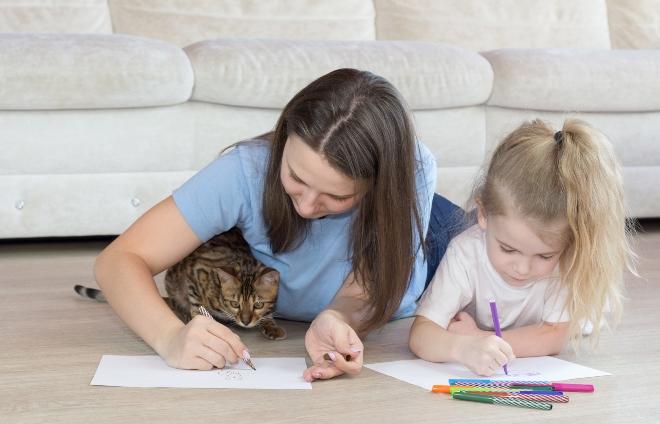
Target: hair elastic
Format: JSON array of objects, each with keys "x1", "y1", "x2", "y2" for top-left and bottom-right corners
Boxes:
[{"x1": 554, "y1": 131, "x2": 564, "y2": 145}]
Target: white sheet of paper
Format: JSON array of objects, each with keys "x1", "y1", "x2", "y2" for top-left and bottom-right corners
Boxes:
[
  {"x1": 365, "y1": 356, "x2": 610, "y2": 391},
  {"x1": 90, "y1": 355, "x2": 312, "y2": 389}
]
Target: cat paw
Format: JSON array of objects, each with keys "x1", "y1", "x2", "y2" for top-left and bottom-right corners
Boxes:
[{"x1": 261, "y1": 325, "x2": 287, "y2": 340}]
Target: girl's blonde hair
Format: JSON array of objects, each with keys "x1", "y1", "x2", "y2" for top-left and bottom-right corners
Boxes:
[{"x1": 476, "y1": 118, "x2": 636, "y2": 345}]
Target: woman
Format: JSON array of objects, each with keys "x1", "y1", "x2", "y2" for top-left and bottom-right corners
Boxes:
[{"x1": 94, "y1": 68, "x2": 461, "y2": 382}]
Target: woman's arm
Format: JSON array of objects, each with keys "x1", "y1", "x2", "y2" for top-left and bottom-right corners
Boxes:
[
  {"x1": 303, "y1": 272, "x2": 368, "y2": 381},
  {"x1": 447, "y1": 311, "x2": 570, "y2": 357},
  {"x1": 95, "y1": 196, "x2": 249, "y2": 369},
  {"x1": 325, "y1": 272, "x2": 371, "y2": 334}
]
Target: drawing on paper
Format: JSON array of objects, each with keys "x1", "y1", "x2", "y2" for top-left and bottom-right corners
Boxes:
[
  {"x1": 218, "y1": 370, "x2": 245, "y2": 381},
  {"x1": 491, "y1": 368, "x2": 543, "y2": 378}
]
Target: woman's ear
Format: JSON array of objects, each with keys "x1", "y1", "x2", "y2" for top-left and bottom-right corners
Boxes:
[{"x1": 476, "y1": 198, "x2": 487, "y2": 230}]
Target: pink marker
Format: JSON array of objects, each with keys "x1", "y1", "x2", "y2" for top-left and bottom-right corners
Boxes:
[{"x1": 449, "y1": 379, "x2": 595, "y2": 392}]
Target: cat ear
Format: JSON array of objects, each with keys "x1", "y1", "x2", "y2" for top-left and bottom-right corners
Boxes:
[
  {"x1": 216, "y1": 266, "x2": 239, "y2": 286},
  {"x1": 254, "y1": 268, "x2": 280, "y2": 288}
]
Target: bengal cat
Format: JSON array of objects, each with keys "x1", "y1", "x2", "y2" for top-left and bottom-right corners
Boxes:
[{"x1": 74, "y1": 227, "x2": 286, "y2": 340}]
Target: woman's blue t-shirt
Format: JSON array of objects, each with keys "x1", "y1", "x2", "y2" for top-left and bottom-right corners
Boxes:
[{"x1": 172, "y1": 139, "x2": 436, "y2": 322}]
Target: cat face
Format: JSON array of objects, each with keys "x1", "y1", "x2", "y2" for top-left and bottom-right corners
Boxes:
[{"x1": 213, "y1": 266, "x2": 279, "y2": 328}]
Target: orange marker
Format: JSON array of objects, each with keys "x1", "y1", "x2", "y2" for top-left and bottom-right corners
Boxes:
[{"x1": 431, "y1": 385, "x2": 526, "y2": 394}]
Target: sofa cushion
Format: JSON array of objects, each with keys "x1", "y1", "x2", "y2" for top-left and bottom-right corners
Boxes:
[
  {"x1": 483, "y1": 49, "x2": 660, "y2": 112},
  {"x1": 0, "y1": 34, "x2": 193, "y2": 110},
  {"x1": 607, "y1": 0, "x2": 660, "y2": 49},
  {"x1": 185, "y1": 38, "x2": 493, "y2": 110},
  {"x1": 375, "y1": 0, "x2": 611, "y2": 51},
  {"x1": 0, "y1": 0, "x2": 111, "y2": 33},
  {"x1": 109, "y1": 0, "x2": 376, "y2": 47}
]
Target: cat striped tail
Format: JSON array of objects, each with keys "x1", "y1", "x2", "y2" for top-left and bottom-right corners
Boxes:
[{"x1": 74, "y1": 284, "x2": 107, "y2": 302}]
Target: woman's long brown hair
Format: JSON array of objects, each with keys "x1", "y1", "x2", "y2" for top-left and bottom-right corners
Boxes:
[{"x1": 262, "y1": 68, "x2": 424, "y2": 333}]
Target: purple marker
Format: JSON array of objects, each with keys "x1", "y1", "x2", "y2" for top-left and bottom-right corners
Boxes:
[{"x1": 489, "y1": 299, "x2": 508, "y2": 375}]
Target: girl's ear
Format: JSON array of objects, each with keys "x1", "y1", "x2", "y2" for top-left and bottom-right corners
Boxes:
[{"x1": 476, "y1": 198, "x2": 488, "y2": 230}]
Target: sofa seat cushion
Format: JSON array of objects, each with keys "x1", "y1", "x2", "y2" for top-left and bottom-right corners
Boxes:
[
  {"x1": 483, "y1": 48, "x2": 660, "y2": 112},
  {"x1": 185, "y1": 38, "x2": 493, "y2": 110},
  {"x1": 0, "y1": 33, "x2": 193, "y2": 110}
]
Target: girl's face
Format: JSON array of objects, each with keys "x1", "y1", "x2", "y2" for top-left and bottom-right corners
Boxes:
[
  {"x1": 478, "y1": 207, "x2": 567, "y2": 287},
  {"x1": 280, "y1": 134, "x2": 365, "y2": 219}
]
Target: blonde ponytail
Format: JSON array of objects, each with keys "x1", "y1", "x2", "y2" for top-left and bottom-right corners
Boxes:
[{"x1": 557, "y1": 120, "x2": 636, "y2": 345}]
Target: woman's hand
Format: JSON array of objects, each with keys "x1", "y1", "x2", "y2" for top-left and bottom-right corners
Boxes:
[
  {"x1": 454, "y1": 334, "x2": 515, "y2": 376},
  {"x1": 303, "y1": 309, "x2": 364, "y2": 382},
  {"x1": 158, "y1": 315, "x2": 251, "y2": 370}
]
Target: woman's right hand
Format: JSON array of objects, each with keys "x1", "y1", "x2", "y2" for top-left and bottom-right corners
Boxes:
[
  {"x1": 455, "y1": 334, "x2": 515, "y2": 376},
  {"x1": 158, "y1": 315, "x2": 251, "y2": 370}
]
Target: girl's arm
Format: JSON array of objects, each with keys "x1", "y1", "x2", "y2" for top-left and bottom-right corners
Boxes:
[
  {"x1": 410, "y1": 315, "x2": 515, "y2": 376},
  {"x1": 448, "y1": 312, "x2": 570, "y2": 356},
  {"x1": 95, "y1": 196, "x2": 250, "y2": 369},
  {"x1": 501, "y1": 322, "x2": 570, "y2": 356}
]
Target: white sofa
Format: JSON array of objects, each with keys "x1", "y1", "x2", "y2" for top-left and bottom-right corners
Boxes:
[{"x1": 2, "y1": 0, "x2": 659, "y2": 239}]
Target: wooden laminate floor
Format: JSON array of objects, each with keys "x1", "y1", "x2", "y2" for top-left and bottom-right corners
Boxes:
[{"x1": 1, "y1": 221, "x2": 659, "y2": 423}]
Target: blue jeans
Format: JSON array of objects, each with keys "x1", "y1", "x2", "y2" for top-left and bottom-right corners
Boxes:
[{"x1": 424, "y1": 193, "x2": 466, "y2": 289}]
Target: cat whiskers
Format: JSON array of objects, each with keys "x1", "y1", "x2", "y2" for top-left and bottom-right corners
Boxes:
[
  {"x1": 211, "y1": 307, "x2": 237, "y2": 324},
  {"x1": 254, "y1": 313, "x2": 275, "y2": 327}
]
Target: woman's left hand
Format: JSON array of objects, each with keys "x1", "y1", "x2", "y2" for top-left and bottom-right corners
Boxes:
[{"x1": 303, "y1": 309, "x2": 363, "y2": 382}]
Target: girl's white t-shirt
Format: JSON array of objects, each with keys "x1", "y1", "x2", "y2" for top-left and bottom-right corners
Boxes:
[{"x1": 416, "y1": 224, "x2": 570, "y2": 330}]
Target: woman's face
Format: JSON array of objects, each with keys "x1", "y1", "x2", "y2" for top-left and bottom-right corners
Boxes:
[{"x1": 280, "y1": 134, "x2": 364, "y2": 219}]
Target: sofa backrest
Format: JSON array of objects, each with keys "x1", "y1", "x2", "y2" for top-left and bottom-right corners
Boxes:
[
  {"x1": 607, "y1": 0, "x2": 660, "y2": 48},
  {"x1": 108, "y1": 0, "x2": 376, "y2": 47},
  {"x1": 0, "y1": 0, "x2": 112, "y2": 33},
  {"x1": 375, "y1": 0, "x2": 611, "y2": 50},
  {"x1": 0, "y1": 0, "x2": 657, "y2": 50}
]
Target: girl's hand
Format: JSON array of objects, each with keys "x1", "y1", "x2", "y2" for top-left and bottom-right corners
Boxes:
[
  {"x1": 158, "y1": 315, "x2": 250, "y2": 370},
  {"x1": 454, "y1": 334, "x2": 515, "y2": 376},
  {"x1": 447, "y1": 311, "x2": 481, "y2": 335},
  {"x1": 303, "y1": 309, "x2": 363, "y2": 382}
]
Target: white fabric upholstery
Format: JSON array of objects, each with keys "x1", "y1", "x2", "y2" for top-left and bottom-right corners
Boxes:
[
  {"x1": 108, "y1": 0, "x2": 376, "y2": 47},
  {"x1": 0, "y1": 0, "x2": 111, "y2": 33},
  {"x1": 607, "y1": 0, "x2": 660, "y2": 49},
  {"x1": 0, "y1": 34, "x2": 193, "y2": 110},
  {"x1": 483, "y1": 49, "x2": 660, "y2": 112},
  {"x1": 186, "y1": 39, "x2": 493, "y2": 109},
  {"x1": 414, "y1": 107, "x2": 487, "y2": 168},
  {"x1": 374, "y1": 0, "x2": 611, "y2": 50},
  {"x1": 3, "y1": 172, "x2": 193, "y2": 238},
  {"x1": 0, "y1": 106, "x2": 198, "y2": 174},
  {"x1": 186, "y1": 102, "x2": 280, "y2": 168},
  {"x1": 414, "y1": 106, "x2": 488, "y2": 206},
  {"x1": 1, "y1": 0, "x2": 660, "y2": 238}
]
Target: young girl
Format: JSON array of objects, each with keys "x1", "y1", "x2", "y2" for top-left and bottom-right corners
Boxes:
[
  {"x1": 409, "y1": 119, "x2": 636, "y2": 376},
  {"x1": 94, "y1": 68, "x2": 461, "y2": 382}
]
